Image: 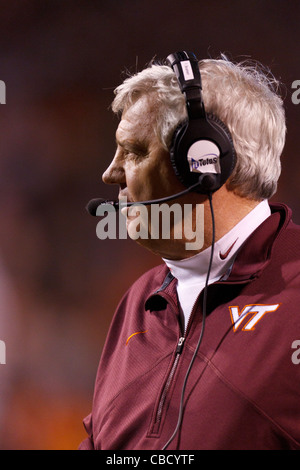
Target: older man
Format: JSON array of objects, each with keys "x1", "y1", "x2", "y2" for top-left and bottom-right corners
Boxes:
[{"x1": 80, "y1": 52, "x2": 300, "y2": 450}]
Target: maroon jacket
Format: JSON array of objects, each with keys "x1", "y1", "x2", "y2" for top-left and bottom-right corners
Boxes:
[{"x1": 79, "y1": 203, "x2": 300, "y2": 450}]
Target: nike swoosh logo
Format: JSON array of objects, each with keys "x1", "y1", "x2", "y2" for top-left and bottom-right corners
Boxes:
[{"x1": 219, "y1": 238, "x2": 238, "y2": 260}]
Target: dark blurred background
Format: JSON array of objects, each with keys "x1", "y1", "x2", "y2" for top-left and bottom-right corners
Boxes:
[{"x1": 0, "y1": 0, "x2": 299, "y2": 449}]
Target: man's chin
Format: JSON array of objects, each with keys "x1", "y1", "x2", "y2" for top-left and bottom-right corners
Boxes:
[
  {"x1": 130, "y1": 236, "x2": 167, "y2": 257},
  {"x1": 127, "y1": 233, "x2": 186, "y2": 259}
]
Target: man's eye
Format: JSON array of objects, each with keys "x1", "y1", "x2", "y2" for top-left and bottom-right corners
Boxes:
[
  {"x1": 125, "y1": 149, "x2": 148, "y2": 161},
  {"x1": 124, "y1": 150, "x2": 136, "y2": 158}
]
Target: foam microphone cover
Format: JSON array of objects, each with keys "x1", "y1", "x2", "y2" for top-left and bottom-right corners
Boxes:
[{"x1": 86, "y1": 198, "x2": 106, "y2": 216}]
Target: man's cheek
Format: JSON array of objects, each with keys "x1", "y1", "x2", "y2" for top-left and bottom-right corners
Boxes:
[{"x1": 123, "y1": 205, "x2": 150, "y2": 240}]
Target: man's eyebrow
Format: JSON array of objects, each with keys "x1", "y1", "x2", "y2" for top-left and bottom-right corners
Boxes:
[{"x1": 116, "y1": 137, "x2": 148, "y2": 154}]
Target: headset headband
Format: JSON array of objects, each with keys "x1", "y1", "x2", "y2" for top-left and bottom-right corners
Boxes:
[{"x1": 167, "y1": 51, "x2": 205, "y2": 120}]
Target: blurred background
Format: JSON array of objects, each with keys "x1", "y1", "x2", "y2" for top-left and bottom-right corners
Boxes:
[{"x1": 0, "y1": 0, "x2": 299, "y2": 449}]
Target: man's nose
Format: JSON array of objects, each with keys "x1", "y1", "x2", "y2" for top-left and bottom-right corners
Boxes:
[{"x1": 102, "y1": 156, "x2": 125, "y2": 185}]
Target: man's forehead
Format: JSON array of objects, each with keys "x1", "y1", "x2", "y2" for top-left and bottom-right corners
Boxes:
[{"x1": 116, "y1": 95, "x2": 157, "y2": 141}]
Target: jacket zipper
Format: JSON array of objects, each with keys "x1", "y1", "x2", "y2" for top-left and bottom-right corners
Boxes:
[
  {"x1": 152, "y1": 336, "x2": 185, "y2": 433},
  {"x1": 149, "y1": 272, "x2": 254, "y2": 436},
  {"x1": 151, "y1": 295, "x2": 200, "y2": 434}
]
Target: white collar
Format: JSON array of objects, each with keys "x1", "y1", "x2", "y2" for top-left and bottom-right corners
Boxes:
[{"x1": 163, "y1": 199, "x2": 271, "y2": 284}]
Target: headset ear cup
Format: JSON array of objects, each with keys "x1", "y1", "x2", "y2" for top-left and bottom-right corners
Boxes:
[{"x1": 169, "y1": 113, "x2": 236, "y2": 194}]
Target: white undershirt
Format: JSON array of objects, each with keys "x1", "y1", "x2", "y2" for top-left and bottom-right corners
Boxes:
[{"x1": 163, "y1": 200, "x2": 271, "y2": 332}]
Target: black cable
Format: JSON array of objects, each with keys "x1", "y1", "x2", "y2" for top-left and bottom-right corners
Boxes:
[{"x1": 162, "y1": 191, "x2": 215, "y2": 450}]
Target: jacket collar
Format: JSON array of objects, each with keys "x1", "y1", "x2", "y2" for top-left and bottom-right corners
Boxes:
[
  {"x1": 224, "y1": 202, "x2": 291, "y2": 282},
  {"x1": 145, "y1": 203, "x2": 292, "y2": 311}
]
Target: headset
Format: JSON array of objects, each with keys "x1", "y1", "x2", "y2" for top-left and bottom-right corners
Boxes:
[{"x1": 166, "y1": 50, "x2": 236, "y2": 195}]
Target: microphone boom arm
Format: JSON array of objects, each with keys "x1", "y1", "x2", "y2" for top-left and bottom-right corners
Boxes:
[{"x1": 86, "y1": 178, "x2": 209, "y2": 216}]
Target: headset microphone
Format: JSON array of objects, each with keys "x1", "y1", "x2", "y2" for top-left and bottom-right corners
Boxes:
[
  {"x1": 86, "y1": 198, "x2": 118, "y2": 216},
  {"x1": 85, "y1": 177, "x2": 214, "y2": 216}
]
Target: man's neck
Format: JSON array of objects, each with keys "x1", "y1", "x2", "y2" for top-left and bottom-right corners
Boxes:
[{"x1": 155, "y1": 187, "x2": 262, "y2": 261}]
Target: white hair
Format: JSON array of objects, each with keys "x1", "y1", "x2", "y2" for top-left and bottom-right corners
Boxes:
[{"x1": 112, "y1": 56, "x2": 286, "y2": 200}]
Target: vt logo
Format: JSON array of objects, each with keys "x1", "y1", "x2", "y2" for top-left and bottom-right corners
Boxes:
[{"x1": 229, "y1": 304, "x2": 280, "y2": 331}]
